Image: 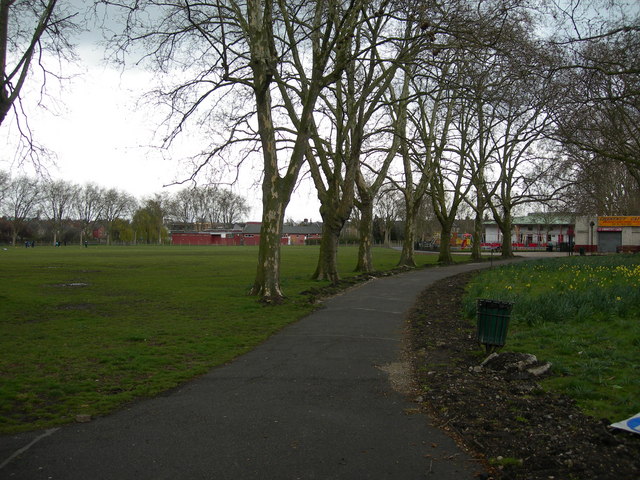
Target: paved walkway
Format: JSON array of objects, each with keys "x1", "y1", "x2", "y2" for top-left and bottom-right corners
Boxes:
[{"x1": 1, "y1": 260, "x2": 523, "y2": 479}]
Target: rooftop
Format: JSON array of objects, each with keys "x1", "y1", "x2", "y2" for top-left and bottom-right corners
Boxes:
[{"x1": 485, "y1": 213, "x2": 574, "y2": 226}]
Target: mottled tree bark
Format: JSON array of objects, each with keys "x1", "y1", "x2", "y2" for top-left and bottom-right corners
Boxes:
[
  {"x1": 398, "y1": 200, "x2": 418, "y2": 268},
  {"x1": 437, "y1": 223, "x2": 454, "y2": 264},
  {"x1": 394, "y1": 65, "x2": 421, "y2": 269},
  {"x1": 312, "y1": 204, "x2": 344, "y2": 284},
  {"x1": 248, "y1": 0, "x2": 287, "y2": 299},
  {"x1": 248, "y1": 0, "x2": 335, "y2": 299},
  {"x1": 498, "y1": 213, "x2": 515, "y2": 258},
  {"x1": 252, "y1": 196, "x2": 286, "y2": 300},
  {"x1": 354, "y1": 188, "x2": 374, "y2": 273},
  {"x1": 311, "y1": 164, "x2": 357, "y2": 283},
  {"x1": 471, "y1": 207, "x2": 484, "y2": 261}
]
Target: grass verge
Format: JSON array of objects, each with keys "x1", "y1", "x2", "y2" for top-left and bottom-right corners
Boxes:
[{"x1": 463, "y1": 255, "x2": 640, "y2": 422}]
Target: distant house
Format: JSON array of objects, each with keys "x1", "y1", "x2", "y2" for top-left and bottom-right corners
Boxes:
[
  {"x1": 283, "y1": 222, "x2": 322, "y2": 245},
  {"x1": 240, "y1": 222, "x2": 265, "y2": 246},
  {"x1": 170, "y1": 224, "x2": 244, "y2": 246},
  {"x1": 170, "y1": 221, "x2": 322, "y2": 246}
]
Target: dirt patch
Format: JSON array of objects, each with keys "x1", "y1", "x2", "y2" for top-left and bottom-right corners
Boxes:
[
  {"x1": 377, "y1": 362, "x2": 413, "y2": 395},
  {"x1": 407, "y1": 270, "x2": 640, "y2": 479}
]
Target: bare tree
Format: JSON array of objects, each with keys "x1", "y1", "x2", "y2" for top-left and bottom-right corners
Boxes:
[
  {"x1": 192, "y1": 187, "x2": 221, "y2": 227},
  {"x1": 449, "y1": 10, "x2": 555, "y2": 260},
  {"x1": 350, "y1": 18, "x2": 420, "y2": 273},
  {"x1": 166, "y1": 186, "x2": 249, "y2": 227},
  {"x1": 1, "y1": 0, "x2": 79, "y2": 159},
  {"x1": 391, "y1": 46, "x2": 458, "y2": 266},
  {"x1": 101, "y1": 187, "x2": 136, "y2": 245},
  {"x1": 389, "y1": 0, "x2": 515, "y2": 266},
  {"x1": 217, "y1": 189, "x2": 249, "y2": 224},
  {"x1": 166, "y1": 188, "x2": 200, "y2": 228},
  {"x1": 74, "y1": 183, "x2": 105, "y2": 245},
  {"x1": 353, "y1": 137, "x2": 399, "y2": 272},
  {"x1": 552, "y1": 27, "x2": 640, "y2": 183},
  {"x1": 3, "y1": 174, "x2": 39, "y2": 245},
  {"x1": 40, "y1": 178, "x2": 79, "y2": 245},
  {"x1": 0, "y1": 169, "x2": 8, "y2": 202},
  {"x1": 559, "y1": 154, "x2": 640, "y2": 214},
  {"x1": 373, "y1": 187, "x2": 402, "y2": 248},
  {"x1": 306, "y1": 2, "x2": 418, "y2": 283},
  {"x1": 104, "y1": 0, "x2": 368, "y2": 301},
  {"x1": 479, "y1": 49, "x2": 561, "y2": 258},
  {"x1": 133, "y1": 195, "x2": 168, "y2": 244}
]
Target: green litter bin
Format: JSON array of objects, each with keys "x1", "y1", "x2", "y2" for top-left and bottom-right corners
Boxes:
[{"x1": 477, "y1": 299, "x2": 514, "y2": 353}]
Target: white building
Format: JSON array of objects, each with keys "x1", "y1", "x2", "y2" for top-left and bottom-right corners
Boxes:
[{"x1": 483, "y1": 213, "x2": 575, "y2": 249}]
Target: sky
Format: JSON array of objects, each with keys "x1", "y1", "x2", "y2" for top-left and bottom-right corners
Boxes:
[{"x1": 1, "y1": 5, "x2": 321, "y2": 223}]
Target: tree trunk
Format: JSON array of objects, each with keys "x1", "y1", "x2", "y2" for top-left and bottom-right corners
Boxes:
[
  {"x1": 354, "y1": 198, "x2": 374, "y2": 273},
  {"x1": 251, "y1": 197, "x2": 286, "y2": 301},
  {"x1": 437, "y1": 224, "x2": 454, "y2": 264},
  {"x1": 355, "y1": 186, "x2": 373, "y2": 273},
  {"x1": 471, "y1": 209, "x2": 483, "y2": 261},
  {"x1": 384, "y1": 221, "x2": 391, "y2": 248},
  {"x1": 500, "y1": 216, "x2": 514, "y2": 258},
  {"x1": 312, "y1": 223, "x2": 341, "y2": 284},
  {"x1": 398, "y1": 200, "x2": 418, "y2": 268},
  {"x1": 312, "y1": 201, "x2": 347, "y2": 284},
  {"x1": 249, "y1": 76, "x2": 292, "y2": 299},
  {"x1": 247, "y1": 2, "x2": 291, "y2": 301}
]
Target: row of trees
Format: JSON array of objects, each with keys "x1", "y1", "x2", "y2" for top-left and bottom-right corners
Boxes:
[
  {"x1": 3, "y1": 0, "x2": 639, "y2": 301},
  {"x1": 0, "y1": 172, "x2": 249, "y2": 245}
]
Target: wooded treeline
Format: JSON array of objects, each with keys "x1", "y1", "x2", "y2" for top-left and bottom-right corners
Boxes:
[
  {"x1": 0, "y1": 172, "x2": 248, "y2": 245},
  {"x1": 2, "y1": 0, "x2": 638, "y2": 300}
]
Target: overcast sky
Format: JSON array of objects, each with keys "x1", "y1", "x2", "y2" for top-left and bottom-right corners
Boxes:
[{"x1": 1, "y1": 3, "x2": 321, "y2": 223}]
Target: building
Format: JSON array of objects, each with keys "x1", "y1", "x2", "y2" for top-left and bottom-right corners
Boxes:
[
  {"x1": 238, "y1": 222, "x2": 265, "y2": 246},
  {"x1": 170, "y1": 222, "x2": 323, "y2": 246},
  {"x1": 574, "y1": 216, "x2": 640, "y2": 253},
  {"x1": 483, "y1": 213, "x2": 575, "y2": 250},
  {"x1": 482, "y1": 213, "x2": 640, "y2": 253},
  {"x1": 283, "y1": 223, "x2": 322, "y2": 245},
  {"x1": 170, "y1": 226, "x2": 244, "y2": 246}
]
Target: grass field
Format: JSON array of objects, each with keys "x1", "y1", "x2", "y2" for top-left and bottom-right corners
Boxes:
[
  {"x1": 0, "y1": 244, "x2": 453, "y2": 434},
  {"x1": 463, "y1": 255, "x2": 640, "y2": 422}
]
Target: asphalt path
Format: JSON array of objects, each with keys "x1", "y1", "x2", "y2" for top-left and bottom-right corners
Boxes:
[{"x1": 1, "y1": 259, "x2": 527, "y2": 479}]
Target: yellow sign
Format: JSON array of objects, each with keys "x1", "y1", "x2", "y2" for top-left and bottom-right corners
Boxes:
[{"x1": 598, "y1": 216, "x2": 640, "y2": 227}]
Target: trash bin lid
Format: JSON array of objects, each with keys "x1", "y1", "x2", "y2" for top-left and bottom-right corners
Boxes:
[{"x1": 477, "y1": 298, "x2": 514, "y2": 310}]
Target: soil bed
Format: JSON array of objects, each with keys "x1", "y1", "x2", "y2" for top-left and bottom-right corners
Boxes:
[{"x1": 407, "y1": 270, "x2": 640, "y2": 479}]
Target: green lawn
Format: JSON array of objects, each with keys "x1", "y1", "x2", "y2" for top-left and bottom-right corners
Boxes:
[
  {"x1": 0, "y1": 244, "x2": 449, "y2": 433},
  {"x1": 464, "y1": 255, "x2": 640, "y2": 422}
]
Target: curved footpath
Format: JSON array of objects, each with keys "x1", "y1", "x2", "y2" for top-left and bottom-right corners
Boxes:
[{"x1": 1, "y1": 258, "x2": 527, "y2": 479}]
